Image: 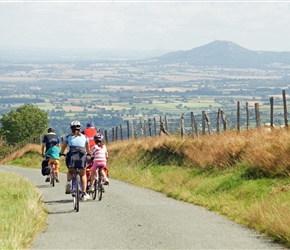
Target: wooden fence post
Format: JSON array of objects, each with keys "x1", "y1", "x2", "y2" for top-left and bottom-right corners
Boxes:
[
  {"x1": 191, "y1": 112, "x2": 198, "y2": 137},
  {"x1": 221, "y1": 109, "x2": 227, "y2": 131},
  {"x1": 153, "y1": 117, "x2": 157, "y2": 136},
  {"x1": 255, "y1": 103, "x2": 260, "y2": 128},
  {"x1": 181, "y1": 113, "x2": 185, "y2": 139},
  {"x1": 202, "y1": 111, "x2": 206, "y2": 135},
  {"x1": 139, "y1": 119, "x2": 143, "y2": 137},
  {"x1": 127, "y1": 121, "x2": 130, "y2": 139},
  {"x1": 270, "y1": 97, "x2": 274, "y2": 129},
  {"x1": 120, "y1": 124, "x2": 123, "y2": 140},
  {"x1": 112, "y1": 127, "x2": 115, "y2": 141},
  {"x1": 246, "y1": 102, "x2": 249, "y2": 130},
  {"x1": 216, "y1": 109, "x2": 220, "y2": 133},
  {"x1": 133, "y1": 124, "x2": 138, "y2": 139},
  {"x1": 282, "y1": 90, "x2": 288, "y2": 128},
  {"x1": 165, "y1": 115, "x2": 169, "y2": 131},
  {"x1": 144, "y1": 120, "x2": 147, "y2": 137},
  {"x1": 237, "y1": 101, "x2": 240, "y2": 132},
  {"x1": 205, "y1": 113, "x2": 212, "y2": 134},
  {"x1": 115, "y1": 126, "x2": 118, "y2": 141}
]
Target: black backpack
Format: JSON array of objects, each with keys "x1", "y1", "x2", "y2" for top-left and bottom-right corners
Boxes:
[{"x1": 41, "y1": 158, "x2": 50, "y2": 176}]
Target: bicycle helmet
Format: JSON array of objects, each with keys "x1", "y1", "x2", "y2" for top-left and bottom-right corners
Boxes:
[
  {"x1": 87, "y1": 121, "x2": 95, "y2": 128},
  {"x1": 94, "y1": 133, "x2": 104, "y2": 143},
  {"x1": 50, "y1": 138, "x2": 58, "y2": 145},
  {"x1": 47, "y1": 127, "x2": 55, "y2": 133},
  {"x1": 70, "y1": 120, "x2": 82, "y2": 130}
]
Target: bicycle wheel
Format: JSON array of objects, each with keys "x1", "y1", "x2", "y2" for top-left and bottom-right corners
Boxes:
[
  {"x1": 97, "y1": 176, "x2": 103, "y2": 201},
  {"x1": 92, "y1": 179, "x2": 97, "y2": 200},
  {"x1": 75, "y1": 173, "x2": 80, "y2": 212},
  {"x1": 50, "y1": 165, "x2": 55, "y2": 187}
]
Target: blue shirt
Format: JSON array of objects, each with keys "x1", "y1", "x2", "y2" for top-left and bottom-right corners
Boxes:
[
  {"x1": 65, "y1": 134, "x2": 88, "y2": 148},
  {"x1": 44, "y1": 145, "x2": 60, "y2": 159}
]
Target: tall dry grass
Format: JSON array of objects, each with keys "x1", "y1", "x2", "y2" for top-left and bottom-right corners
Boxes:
[
  {"x1": 107, "y1": 128, "x2": 290, "y2": 246},
  {"x1": 108, "y1": 128, "x2": 290, "y2": 177},
  {"x1": 0, "y1": 170, "x2": 47, "y2": 249}
]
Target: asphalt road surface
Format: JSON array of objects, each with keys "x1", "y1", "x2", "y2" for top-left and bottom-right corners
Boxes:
[{"x1": 0, "y1": 165, "x2": 286, "y2": 250}]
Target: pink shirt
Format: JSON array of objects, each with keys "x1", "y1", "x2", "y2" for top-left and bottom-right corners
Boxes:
[{"x1": 91, "y1": 144, "x2": 108, "y2": 162}]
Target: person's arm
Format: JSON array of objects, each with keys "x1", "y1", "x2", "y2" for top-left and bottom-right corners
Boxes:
[
  {"x1": 41, "y1": 143, "x2": 45, "y2": 156},
  {"x1": 44, "y1": 147, "x2": 51, "y2": 157},
  {"x1": 85, "y1": 143, "x2": 91, "y2": 155},
  {"x1": 60, "y1": 142, "x2": 68, "y2": 154}
]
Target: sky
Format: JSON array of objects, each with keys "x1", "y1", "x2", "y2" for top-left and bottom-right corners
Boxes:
[{"x1": 1, "y1": 0, "x2": 290, "y2": 53}]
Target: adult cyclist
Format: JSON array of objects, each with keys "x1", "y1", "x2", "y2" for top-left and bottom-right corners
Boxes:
[
  {"x1": 60, "y1": 121, "x2": 91, "y2": 201},
  {"x1": 41, "y1": 127, "x2": 60, "y2": 182},
  {"x1": 82, "y1": 121, "x2": 97, "y2": 149}
]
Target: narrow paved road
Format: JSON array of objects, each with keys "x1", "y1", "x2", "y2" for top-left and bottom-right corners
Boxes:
[{"x1": 0, "y1": 165, "x2": 286, "y2": 250}]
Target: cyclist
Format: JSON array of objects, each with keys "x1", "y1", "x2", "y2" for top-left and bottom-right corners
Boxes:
[
  {"x1": 41, "y1": 127, "x2": 60, "y2": 182},
  {"x1": 89, "y1": 133, "x2": 109, "y2": 192},
  {"x1": 60, "y1": 121, "x2": 91, "y2": 201},
  {"x1": 82, "y1": 121, "x2": 97, "y2": 149},
  {"x1": 43, "y1": 138, "x2": 61, "y2": 182}
]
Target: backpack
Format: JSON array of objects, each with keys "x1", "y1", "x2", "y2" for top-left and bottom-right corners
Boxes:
[{"x1": 41, "y1": 158, "x2": 50, "y2": 176}]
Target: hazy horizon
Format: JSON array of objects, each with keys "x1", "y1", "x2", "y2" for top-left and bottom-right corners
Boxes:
[{"x1": 1, "y1": 1, "x2": 290, "y2": 53}]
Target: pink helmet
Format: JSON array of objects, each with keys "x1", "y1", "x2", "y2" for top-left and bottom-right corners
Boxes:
[{"x1": 94, "y1": 133, "x2": 104, "y2": 142}]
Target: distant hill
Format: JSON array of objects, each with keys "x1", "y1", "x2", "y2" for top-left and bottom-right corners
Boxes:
[{"x1": 156, "y1": 40, "x2": 290, "y2": 68}]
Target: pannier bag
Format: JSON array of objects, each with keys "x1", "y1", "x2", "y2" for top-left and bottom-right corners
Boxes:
[
  {"x1": 41, "y1": 158, "x2": 50, "y2": 176},
  {"x1": 66, "y1": 147, "x2": 87, "y2": 169}
]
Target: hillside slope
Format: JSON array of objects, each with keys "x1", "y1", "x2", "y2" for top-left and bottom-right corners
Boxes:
[{"x1": 157, "y1": 40, "x2": 290, "y2": 67}]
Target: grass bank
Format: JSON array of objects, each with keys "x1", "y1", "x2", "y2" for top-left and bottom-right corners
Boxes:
[
  {"x1": 106, "y1": 129, "x2": 290, "y2": 247},
  {"x1": 0, "y1": 170, "x2": 47, "y2": 249}
]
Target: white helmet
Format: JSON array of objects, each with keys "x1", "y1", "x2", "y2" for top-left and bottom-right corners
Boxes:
[{"x1": 70, "y1": 120, "x2": 82, "y2": 130}]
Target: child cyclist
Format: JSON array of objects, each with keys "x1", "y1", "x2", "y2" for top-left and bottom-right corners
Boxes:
[
  {"x1": 89, "y1": 133, "x2": 109, "y2": 191},
  {"x1": 44, "y1": 138, "x2": 61, "y2": 182}
]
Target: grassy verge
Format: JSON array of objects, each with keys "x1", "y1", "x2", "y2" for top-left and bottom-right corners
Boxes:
[
  {"x1": 0, "y1": 170, "x2": 47, "y2": 249},
  {"x1": 106, "y1": 131, "x2": 290, "y2": 248}
]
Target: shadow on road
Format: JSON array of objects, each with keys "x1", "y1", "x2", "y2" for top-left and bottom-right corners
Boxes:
[
  {"x1": 44, "y1": 199, "x2": 71, "y2": 205},
  {"x1": 37, "y1": 184, "x2": 56, "y2": 188},
  {"x1": 48, "y1": 210, "x2": 76, "y2": 214},
  {"x1": 44, "y1": 199, "x2": 77, "y2": 214}
]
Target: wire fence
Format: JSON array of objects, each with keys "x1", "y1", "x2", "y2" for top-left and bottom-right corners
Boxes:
[{"x1": 102, "y1": 90, "x2": 289, "y2": 143}]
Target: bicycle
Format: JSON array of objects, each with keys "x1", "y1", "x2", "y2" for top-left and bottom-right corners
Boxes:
[
  {"x1": 61, "y1": 153, "x2": 87, "y2": 212},
  {"x1": 49, "y1": 160, "x2": 57, "y2": 187},
  {"x1": 90, "y1": 166, "x2": 104, "y2": 201},
  {"x1": 71, "y1": 168, "x2": 82, "y2": 212}
]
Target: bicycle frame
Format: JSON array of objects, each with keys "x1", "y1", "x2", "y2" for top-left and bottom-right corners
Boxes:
[
  {"x1": 71, "y1": 168, "x2": 82, "y2": 212},
  {"x1": 49, "y1": 160, "x2": 57, "y2": 187},
  {"x1": 92, "y1": 167, "x2": 104, "y2": 201}
]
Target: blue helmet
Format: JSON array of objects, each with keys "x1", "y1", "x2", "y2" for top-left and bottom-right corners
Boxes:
[
  {"x1": 50, "y1": 138, "x2": 58, "y2": 145},
  {"x1": 87, "y1": 121, "x2": 95, "y2": 128}
]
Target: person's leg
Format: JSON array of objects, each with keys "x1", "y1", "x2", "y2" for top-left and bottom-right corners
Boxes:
[
  {"x1": 80, "y1": 168, "x2": 90, "y2": 201},
  {"x1": 90, "y1": 164, "x2": 97, "y2": 189},
  {"x1": 65, "y1": 168, "x2": 74, "y2": 194},
  {"x1": 67, "y1": 168, "x2": 74, "y2": 181},
  {"x1": 100, "y1": 167, "x2": 109, "y2": 185},
  {"x1": 54, "y1": 160, "x2": 59, "y2": 182},
  {"x1": 80, "y1": 168, "x2": 87, "y2": 193}
]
